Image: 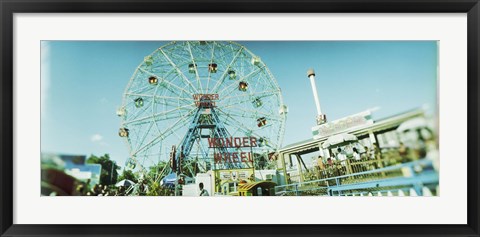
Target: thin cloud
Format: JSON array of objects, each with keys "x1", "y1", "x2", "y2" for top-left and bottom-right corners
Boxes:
[{"x1": 91, "y1": 134, "x2": 103, "y2": 142}]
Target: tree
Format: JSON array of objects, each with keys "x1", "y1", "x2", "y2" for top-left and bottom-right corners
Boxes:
[
  {"x1": 148, "y1": 161, "x2": 168, "y2": 182},
  {"x1": 118, "y1": 169, "x2": 138, "y2": 183},
  {"x1": 146, "y1": 181, "x2": 172, "y2": 196},
  {"x1": 86, "y1": 154, "x2": 120, "y2": 185}
]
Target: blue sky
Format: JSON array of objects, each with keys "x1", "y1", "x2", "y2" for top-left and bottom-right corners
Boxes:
[{"x1": 41, "y1": 41, "x2": 438, "y2": 168}]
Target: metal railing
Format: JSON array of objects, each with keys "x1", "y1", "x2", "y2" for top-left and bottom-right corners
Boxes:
[{"x1": 275, "y1": 159, "x2": 438, "y2": 196}]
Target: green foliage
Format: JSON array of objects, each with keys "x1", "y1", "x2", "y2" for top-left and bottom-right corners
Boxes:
[
  {"x1": 148, "y1": 161, "x2": 168, "y2": 181},
  {"x1": 146, "y1": 181, "x2": 173, "y2": 196},
  {"x1": 86, "y1": 154, "x2": 120, "y2": 185},
  {"x1": 118, "y1": 169, "x2": 138, "y2": 183}
]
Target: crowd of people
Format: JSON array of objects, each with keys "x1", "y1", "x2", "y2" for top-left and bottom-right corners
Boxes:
[
  {"x1": 78, "y1": 183, "x2": 126, "y2": 196},
  {"x1": 312, "y1": 139, "x2": 435, "y2": 180},
  {"x1": 42, "y1": 168, "x2": 168, "y2": 196}
]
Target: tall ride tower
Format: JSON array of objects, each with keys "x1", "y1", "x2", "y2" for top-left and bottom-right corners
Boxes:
[{"x1": 307, "y1": 68, "x2": 327, "y2": 125}]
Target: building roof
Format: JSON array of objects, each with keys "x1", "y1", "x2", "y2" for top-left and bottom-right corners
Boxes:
[{"x1": 278, "y1": 108, "x2": 426, "y2": 155}]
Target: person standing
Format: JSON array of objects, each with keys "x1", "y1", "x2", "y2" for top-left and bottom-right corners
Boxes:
[
  {"x1": 352, "y1": 147, "x2": 361, "y2": 162},
  {"x1": 336, "y1": 147, "x2": 348, "y2": 175},
  {"x1": 316, "y1": 156, "x2": 326, "y2": 179},
  {"x1": 361, "y1": 146, "x2": 370, "y2": 161},
  {"x1": 398, "y1": 142, "x2": 409, "y2": 163},
  {"x1": 199, "y1": 182, "x2": 209, "y2": 196},
  {"x1": 372, "y1": 142, "x2": 382, "y2": 168},
  {"x1": 336, "y1": 147, "x2": 347, "y2": 165}
]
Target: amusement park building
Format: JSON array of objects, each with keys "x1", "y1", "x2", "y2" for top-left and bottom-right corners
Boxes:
[{"x1": 276, "y1": 108, "x2": 431, "y2": 185}]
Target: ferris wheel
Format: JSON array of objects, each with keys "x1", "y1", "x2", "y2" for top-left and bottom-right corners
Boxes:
[{"x1": 117, "y1": 41, "x2": 287, "y2": 181}]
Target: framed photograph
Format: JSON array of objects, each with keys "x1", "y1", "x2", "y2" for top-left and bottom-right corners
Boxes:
[{"x1": 1, "y1": 0, "x2": 479, "y2": 236}]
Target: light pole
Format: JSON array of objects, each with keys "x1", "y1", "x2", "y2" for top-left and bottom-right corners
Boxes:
[{"x1": 110, "y1": 160, "x2": 116, "y2": 185}]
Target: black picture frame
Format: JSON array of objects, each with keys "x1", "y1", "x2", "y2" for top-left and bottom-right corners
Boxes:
[{"x1": 1, "y1": 0, "x2": 479, "y2": 236}]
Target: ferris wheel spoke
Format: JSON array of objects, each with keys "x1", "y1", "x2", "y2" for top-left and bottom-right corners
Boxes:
[
  {"x1": 215, "y1": 79, "x2": 238, "y2": 98},
  {"x1": 129, "y1": 74, "x2": 185, "y2": 102},
  {"x1": 126, "y1": 93, "x2": 193, "y2": 106},
  {"x1": 165, "y1": 119, "x2": 187, "y2": 142},
  {"x1": 222, "y1": 91, "x2": 281, "y2": 124},
  {"x1": 251, "y1": 75, "x2": 265, "y2": 94},
  {"x1": 228, "y1": 105, "x2": 283, "y2": 121},
  {"x1": 127, "y1": 80, "x2": 157, "y2": 96},
  {"x1": 133, "y1": 110, "x2": 195, "y2": 156},
  {"x1": 217, "y1": 109, "x2": 279, "y2": 149},
  {"x1": 159, "y1": 48, "x2": 199, "y2": 94},
  {"x1": 226, "y1": 123, "x2": 244, "y2": 138},
  {"x1": 211, "y1": 46, "x2": 244, "y2": 93},
  {"x1": 126, "y1": 93, "x2": 191, "y2": 101},
  {"x1": 218, "y1": 96, "x2": 259, "y2": 110},
  {"x1": 239, "y1": 65, "x2": 265, "y2": 82},
  {"x1": 124, "y1": 99, "x2": 157, "y2": 122},
  {"x1": 205, "y1": 41, "x2": 217, "y2": 93},
  {"x1": 222, "y1": 114, "x2": 273, "y2": 138},
  {"x1": 138, "y1": 67, "x2": 193, "y2": 98},
  {"x1": 220, "y1": 108, "x2": 283, "y2": 124},
  {"x1": 151, "y1": 87, "x2": 161, "y2": 137},
  {"x1": 127, "y1": 111, "x2": 191, "y2": 127},
  {"x1": 162, "y1": 44, "x2": 191, "y2": 63},
  {"x1": 123, "y1": 136, "x2": 134, "y2": 158},
  {"x1": 216, "y1": 109, "x2": 256, "y2": 135},
  {"x1": 133, "y1": 121, "x2": 156, "y2": 153},
  {"x1": 144, "y1": 153, "x2": 162, "y2": 166},
  {"x1": 186, "y1": 42, "x2": 204, "y2": 93},
  {"x1": 216, "y1": 65, "x2": 265, "y2": 96},
  {"x1": 221, "y1": 89, "x2": 280, "y2": 102},
  {"x1": 154, "y1": 98, "x2": 193, "y2": 108},
  {"x1": 127, "y1": 112, "x2": 190, "y2": 127},
  {"x1": 124, "y1": 103, "x2": 194, "y2": 126}
]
